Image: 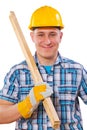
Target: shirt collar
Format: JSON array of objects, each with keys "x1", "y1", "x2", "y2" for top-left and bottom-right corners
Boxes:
[{"x1": 34, "y1": 52, "x2": 64, "y2": 67}]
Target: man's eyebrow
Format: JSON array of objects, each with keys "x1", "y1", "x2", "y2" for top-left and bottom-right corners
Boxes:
[{"x1": 35, "y1": 31, "x2": 44, "y2": 34}]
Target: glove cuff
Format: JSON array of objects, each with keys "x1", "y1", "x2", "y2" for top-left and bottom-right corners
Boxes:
[{"x1": 18, "y1": 96, "x2": 33, "y2": 119}]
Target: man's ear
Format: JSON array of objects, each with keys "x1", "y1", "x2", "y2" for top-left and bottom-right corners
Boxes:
[
  {"x1": 59, "y1": 32, "x2": 63, "y2": 43},
  {"x1": 60, "y1": 32, "x2": 63, "y2": 39},
  {"x1": 30, "y1": 32, "x2": 34, "y2": 42}
]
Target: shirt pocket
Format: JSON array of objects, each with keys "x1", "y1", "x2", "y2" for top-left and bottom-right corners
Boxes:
[
  {"x1": 58, "y1": 85, "x2": 77, "y2": 104},
  {"x1": 57, "y1": 85, "x2": 78, "y2": 123},
  {"x1": 18, "y1": 84, "x2": 34, "y2": 101}
]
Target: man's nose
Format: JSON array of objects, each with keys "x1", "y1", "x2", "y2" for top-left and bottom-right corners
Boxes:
[{"x1": 44, "y1": 35, "x2": 51, "y2": 45}]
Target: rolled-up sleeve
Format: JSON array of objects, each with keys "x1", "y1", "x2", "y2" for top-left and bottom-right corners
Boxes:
[
  {"x1": 79, "y1": 67, "x2": 87, "y2": 104},
  {"x1": 0, "y1": 66, "x2": 19, "y2": 103}
]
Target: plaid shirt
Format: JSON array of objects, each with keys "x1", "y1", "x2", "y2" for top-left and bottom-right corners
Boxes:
[{"x1": 0, "y1": 53, "x2": 87, "y2": 130}]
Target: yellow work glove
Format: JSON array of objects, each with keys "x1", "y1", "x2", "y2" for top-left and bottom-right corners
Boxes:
[{"x1": 18, "y1": 82, "x2": 53, "y2": 119}]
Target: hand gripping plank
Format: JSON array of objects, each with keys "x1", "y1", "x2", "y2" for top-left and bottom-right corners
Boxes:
[{"x1": 9, "y1": 11, "x2": 60, "y2": 129}]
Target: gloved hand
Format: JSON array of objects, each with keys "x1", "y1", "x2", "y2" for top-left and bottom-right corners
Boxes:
[{"x1": 18, "y1": 82, "x2": 53, "y2": 119}]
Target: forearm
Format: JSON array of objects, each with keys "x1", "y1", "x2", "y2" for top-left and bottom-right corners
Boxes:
[
  {"x1": 0, "y1": 104, "x2": 21, "y2": 124},
  {"x1": 0, "y1": 82, "x2": 53, "y2": 124}
]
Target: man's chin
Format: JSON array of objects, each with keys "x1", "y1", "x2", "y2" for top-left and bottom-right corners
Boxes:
[{"x1": 42, "y1": 55, "x2": 54, "y2": 59}]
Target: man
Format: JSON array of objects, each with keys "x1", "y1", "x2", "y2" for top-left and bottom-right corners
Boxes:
[{"x1": 0, "y1": 5, "x2": 87, "y2": 130}]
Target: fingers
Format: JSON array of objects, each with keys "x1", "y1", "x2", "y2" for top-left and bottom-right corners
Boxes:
[
  {"x1": 29, "y1": 82, "x2": 53, "y2": 106},
  {"x1": 40, "y1": 84, "x2": 53, "y2": 99}
]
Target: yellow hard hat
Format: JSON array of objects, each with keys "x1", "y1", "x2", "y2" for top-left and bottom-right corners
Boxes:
[{"x1": 28, "y1": 5, "x2": 64, "y2": 30}]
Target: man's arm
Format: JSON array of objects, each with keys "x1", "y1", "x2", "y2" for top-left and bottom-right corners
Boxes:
[
  {"x1": 0, "y1": 82, "x2": 53, "y2": 124},
  {"x1": 0, "y1": 99, "x2": 21, "y2": 124}
]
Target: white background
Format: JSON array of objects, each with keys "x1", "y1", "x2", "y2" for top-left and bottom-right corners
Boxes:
[{"x1": 0, "y1": 0, "x2": 87, "y2": 129}]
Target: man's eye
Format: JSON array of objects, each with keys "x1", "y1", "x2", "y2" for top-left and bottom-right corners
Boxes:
[
  {"x1": 50, "y1": 33, "x2": 56, "y2": 36},
  {"x1": 36, "y1": 33, "x2": 43, "y2": 36},
  {"x1": 38, "y1": 34, "x2": 43, "y2": 36}
]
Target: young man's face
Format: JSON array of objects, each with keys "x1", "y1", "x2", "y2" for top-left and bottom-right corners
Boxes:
[{"x1": 30, "y1": 27, "x2": 63, "y2": 61}]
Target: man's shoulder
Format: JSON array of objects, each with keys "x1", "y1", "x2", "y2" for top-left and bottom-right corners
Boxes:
[
  {"x1": 61, "y1": 56, "x2": 84, "y2": 69},
  {"x1": 7, "y1": 60, "x2": 30, "y2": 75},
  {"x1": 62, "y1": 56, "x2": 77, "y2": 63},
  {"x1": 11, "y1": 60, "x2": 28, "y2": 69}
]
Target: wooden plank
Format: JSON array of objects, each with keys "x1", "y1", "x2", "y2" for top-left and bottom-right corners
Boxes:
[{"x1": 9, "y1": 11, "x2": 60, "y2": 129}]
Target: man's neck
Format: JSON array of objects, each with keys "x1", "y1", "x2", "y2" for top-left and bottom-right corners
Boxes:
[{"x1": 37, "y1": 53, "x2": 58, "y2": 66}]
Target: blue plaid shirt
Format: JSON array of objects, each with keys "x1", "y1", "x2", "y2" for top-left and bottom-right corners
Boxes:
[{"x1": 0, "y1": 53, "x2": 87, "y2": 130}]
